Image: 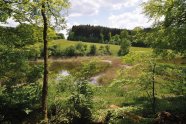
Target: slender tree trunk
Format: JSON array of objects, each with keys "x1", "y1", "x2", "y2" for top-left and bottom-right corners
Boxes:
[
  {"x1": 152, "y1": 63, "x2": 156, "y2": 114},
  {"x1": 41, "y1": 3, "x2": 49, "y2": 123}
]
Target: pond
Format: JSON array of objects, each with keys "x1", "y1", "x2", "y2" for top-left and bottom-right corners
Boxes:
[
  {"x1": 56, "y1": 70, "x2": 70, "y2": 80},
  {"x1": 57, "y1": 70, "x2": 101, "y2": 85}
]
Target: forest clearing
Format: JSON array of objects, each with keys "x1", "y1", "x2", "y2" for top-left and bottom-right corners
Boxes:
[{"x1": 0, "y1": 0, "x2": 186, "y2": 123}]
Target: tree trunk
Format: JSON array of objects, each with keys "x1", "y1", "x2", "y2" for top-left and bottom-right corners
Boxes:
[
  {"x1": 41, "y1": 3, "x2": 49, "y2": 123},
  {"x1": 152, "y1": 63, "x2": 156, "y2": 114}
]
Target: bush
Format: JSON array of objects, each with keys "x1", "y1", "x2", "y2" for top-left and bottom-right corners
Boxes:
[
  {"x1": 65, "y1": 46, "x2": 76, "y2": 57},
  {"x1": 88, "y1": 45, "x2": 97, "y2": 56},
  {"x1": 98, "y1": 45, "x2": 112, "y2": 56},
  {"x1": 0, "y1": 83, "x2": 41, "y2": 123},
  {"x1": 50, "y1": 45, "x2": 64, "y2": 57},
  {"x1": 75, "y1": 43, "x2": 87, "y2": 56},
  {"x1": 67, "y1": 80, "x2": 93, "y2": 124},
  {"x1": 55, "y1": 33, "x2": 65, "y2": 39},
  {"x1": 104, "y1": 45, "x2": 112, "y2": 55},
  {"x1": 47, "y1": 76, "x2": 76, "y2": 124},
  {"x1": 48, "y1": 77, "x2": 94, "y2": 124},
  {"x1": 118, "y1": 39, "x2": 131, "y2": 56}
]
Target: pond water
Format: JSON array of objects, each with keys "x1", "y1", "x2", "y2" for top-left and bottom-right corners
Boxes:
[
  {"x1": 90, "y1": 74, "x2": 103, "y2": 85},
  {"x1": 59, "y1": 70, "x2": 70, "y2": 76},
  {"x1": 56, "y1": 70, "x2": 70, "y2": 80},
  {"x1": 57, "y1": 70, "x2": 101, "y2": 85}
]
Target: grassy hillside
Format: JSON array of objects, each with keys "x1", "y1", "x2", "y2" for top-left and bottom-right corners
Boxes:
[
  {"x1": 33, "y1": 39, "x2": 151, "y2": 56},
  {"x1": 32, "y1": 39, "x2": 152, "y2": 56}
]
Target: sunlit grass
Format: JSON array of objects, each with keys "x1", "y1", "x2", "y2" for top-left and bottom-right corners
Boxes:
[{"x1": 48, "y1": 39, "x2": 152, "y2": 56}]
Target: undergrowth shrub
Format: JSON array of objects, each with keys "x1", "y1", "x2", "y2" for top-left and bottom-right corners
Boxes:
[
  {"x1": 75, "y1": 43, "x2": 87, "y2": 56},
  {"x1": 67, "y1": 80, "x2": 93, "y2": 124},
  {"x1": 98, "y1": 45, "x2": 112, "y2": 56},
  {"x1": 88, "y1": 45, "x2": 97, "y2": 56},
  {"x1": 48, "y1": 75, "x2": 94, "y2": 124},
  {"x1": 123, "y1": 52, "x2": 151, "y2": 65},
  {"x1": 50, "y1": 45, "x2": 64, "y2": 57},
  {"x1": 64, "y1": 46, "x2": 76, "y2": 57},
  {"x1": 0, "y1": 83, "x2": 41, "y2": 123},
  {"x1": 118, "y1": 39, "x2": 131, "y2": 56}
]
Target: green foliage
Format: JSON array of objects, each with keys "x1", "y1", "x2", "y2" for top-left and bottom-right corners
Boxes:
[
  {"x1": 65, "y1": 46, "x2": 76, "y2": 57},
  {"x1": 123, "y1": 51, "x2": 151, "y2": 65},
  {"x1": 0, "y1": 0, "x2": 11, "y2": 22},
  {"x1": 16, "y1": 24, "x2": 43, "y2": 44},
  {"x1": 48, "y1": 27, "x2": 57, "y2": 40},
  {"x1": 170, "y1": 69, "x2": 186, "y2": 95},
  {"x1": 0, "y1": 0, "x2": 70, "y2": 122},
  {"x1": 110, "y1": 34, "x2": 121, "y2": 45},
  {"x1": 131, "y1": 27, "x2": 148, "y2": 47},
  {"x1": 118, "y1": 39, "x2": 131, "y2": 56},
  {"x1": 68, "y1": 80, "x2": 93, "y2": 124},
  {"x1": 0, "y1": 83, "x2": 41, "y2": 123},
  {"x1": 155, "y1": 64, "x2": 186, "y2": 95},
  {"x1": 88, "y1": 45, "x2": 97, "y2": 56},
  {"x1": 68, "y1": 25, "x2": 122, "y2": 43},
  {"x1": 48, "y1": 45, "x2": 64, "y2": 57},
  {"x1": 48, "y1": 44, "x2": 84, "y2": 57},
  {"x1": 68, "y1": 25, "x2": 151, "y2": 47},
  {"x1": 68, "y1": 31, "x2": 75, "y2": 40},
  {"x1": 0, "y1": 48, "x2": 43, "y2": 88},
  {"x1": 98, "y1": 45, "x2": 112, "y2": 55},
  {"x1": 0, "y1": 20, "x2": 43, "y2": 124},
  {"x1": 0, "y1": 44, "x2": 43, "y2": 123},
  {"x1": 118, "y1": 30, "x2": 131, "y2": 56},
  {"x1": 41, "y1": 42, "x2": 112, "y2": 57},
  {"x1": 47, "y1": 77, "x2": 94, "y2": 123},
  {"x1": 120, "y1": 30, "x2": 129, "y2": 39},
  {"x1": 0, "y1": 25, "x2": 41, "y2": 47},
  {"x1": 143, "y1": 0, "x2": 186, "y2": 56},
  {"x1": 56, "y1": 33, "x2": 65, "y2": 39},
  {"x1": 46, "y1": 76, "x2": 76, "y2": 123},
  {"x1": 100, "y1": 31, "x2": 104, "y2": 43},
  {"x1": 0, "y1": 0, "x2": 70, "y2": 29},
  {"x1": 75, "y1": 43, "x2": 87, "y2": 56}
]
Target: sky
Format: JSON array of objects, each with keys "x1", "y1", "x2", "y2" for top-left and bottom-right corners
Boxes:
[
  {"x1": 61, "y1": 0, "x2": 153, "y2": 37},
  {"x1": 1, "y1": 0, "x2": 153, "y2": 38}
]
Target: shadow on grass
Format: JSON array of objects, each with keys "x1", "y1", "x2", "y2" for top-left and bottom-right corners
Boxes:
[{"x1": 122, "y1": 95, "x2": 186, "y2": 118}]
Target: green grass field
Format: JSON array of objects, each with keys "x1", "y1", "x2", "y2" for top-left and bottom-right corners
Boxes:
[
  {"x1": 31, "y1": 39, "x2": 152, "y2": 56},
  {"x1": 49, "y1": 39, "x2": 152, "y2": 55}
]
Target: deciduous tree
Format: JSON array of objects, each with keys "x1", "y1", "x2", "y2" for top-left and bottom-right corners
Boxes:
[
  {"x1": 0, "y1": 0, "x2": 70, "y2": 122},
  {"x1": 143, "y1": 0, "x2": 186, "y2": 56}
]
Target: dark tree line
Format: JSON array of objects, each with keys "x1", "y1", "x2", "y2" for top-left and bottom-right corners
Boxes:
[
  {"x1": 67, "y1": 25, "x2": 151, "y2": 47},
  {"x1": 68, "y1": 25, "x2": 123, "y2": 43}
]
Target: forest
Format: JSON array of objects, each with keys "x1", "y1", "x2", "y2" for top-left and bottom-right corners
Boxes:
[
  {"x1": 68, "y1": 25, "x2": 151, "y2": 47},
  {"x1": 0, "y1": 0, "x2": 186, "y2": 124}
]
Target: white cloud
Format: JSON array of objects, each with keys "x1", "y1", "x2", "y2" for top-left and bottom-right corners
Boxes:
[
  {"x1": 112, "y1": 0, "x2": 140, "y2": 10},
  {"x1": 69, "y1": 13, "x2": 83, "y2": 17},
  {"x1": 69, "y1": 0, "x2": 147, "y2": 17},
  {"x1": 69, "y1": 0, "x2": 101, "y2": 17},
  {"x1": 108, "y1": 7, "x2": 153, "y2": 29}
]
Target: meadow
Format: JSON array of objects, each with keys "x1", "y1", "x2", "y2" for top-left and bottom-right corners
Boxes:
[
  {"x1": 38, "y1": 40, "x2": 186, "y2": 123},
  {"x1": 1, "y1": 37, "x2": 186, "y2": 123},
  {"x1": 31, "y1": 39, "x2": 151, "y2": 56}
]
